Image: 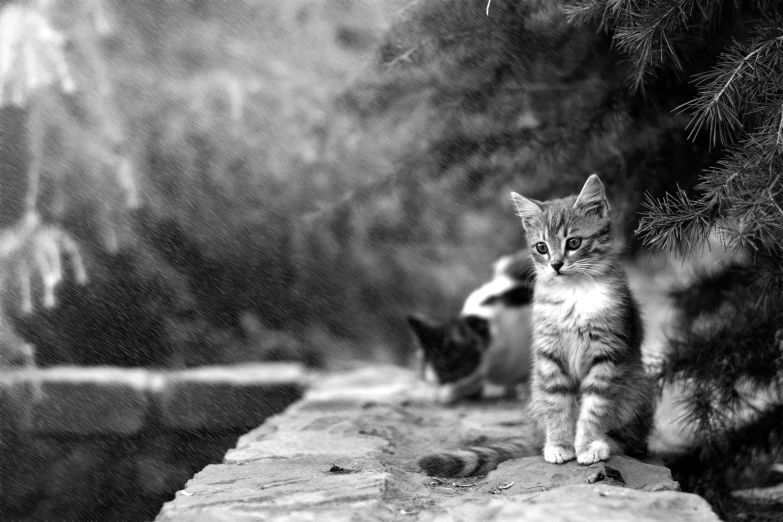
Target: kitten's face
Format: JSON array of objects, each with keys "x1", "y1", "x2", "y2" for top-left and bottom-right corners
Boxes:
[
  {"x1": 406, "y1": 316, "x2": 487, "y2": 383},
  {"x1": 510, "y1": 175, "x2": 615, "y2": 283}
]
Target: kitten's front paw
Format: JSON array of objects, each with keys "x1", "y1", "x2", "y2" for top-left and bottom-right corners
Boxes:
[
  {"x1": 576, "y1": 440, "x2": 610, "y2": 465},
  {"x1": 543, "y1": 445, "x2": 576, "y2": 464}
]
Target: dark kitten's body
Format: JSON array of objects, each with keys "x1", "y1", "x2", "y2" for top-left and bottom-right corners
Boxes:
[{"x1": 408, "y1": 254, "x2": 534, "y2": 403}]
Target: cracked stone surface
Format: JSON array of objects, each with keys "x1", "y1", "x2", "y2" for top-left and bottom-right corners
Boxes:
[{"x1": 156, "y1": 365, "x2": 721, "y2": 521}]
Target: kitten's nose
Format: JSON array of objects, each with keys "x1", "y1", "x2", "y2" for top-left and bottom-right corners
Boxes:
[{"x1": 551, "y1": 261, "x2": 564, "y2": 273}]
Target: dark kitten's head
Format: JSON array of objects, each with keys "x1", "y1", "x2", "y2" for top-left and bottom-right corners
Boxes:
[
  {"x1": 510, "y1": 174, "x2": 617, "y2": 282},
  {"x1": 406, "y1": 315, "x2": 488, "y2": 384}
]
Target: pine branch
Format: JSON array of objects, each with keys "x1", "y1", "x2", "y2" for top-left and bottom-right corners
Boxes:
[
  {"x1": 564, "y1": 0, "x2": 724, "y2": 92},
  {"x1": 678, "y1": 31, "x2": 783, "y2": 147},
  {"x1": 561, "y1": 0, "x2": 609, "y2": 28},
  {"x1": 635, "y1": 185, "x2": 712, "y2": 256},
  {"x1": 613, "y1": 1, "x2": 692, "y2": 70},
  {"x1": 638, "y1": 138, "x2": 783, "y2": 267}
]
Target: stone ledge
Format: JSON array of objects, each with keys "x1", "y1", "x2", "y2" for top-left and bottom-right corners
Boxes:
[
  {"x1": 156, "y1": 366, "x2": 722, "y2": 522},
  {"x1": 0, "y1": 363, "x2": 308, "y2": 435},
  {"x1": 428, "y1": 484, "x2": 718, "y2": 522},
  {"x1": 157, "y1": 457, "x2": 389, "y2": 521},
  {"x1": 158, "y1": 365, "x2": 306, "y2": 430},
  {"x1": 1, "y1": 367, "x2": 152, "y2": 435}
]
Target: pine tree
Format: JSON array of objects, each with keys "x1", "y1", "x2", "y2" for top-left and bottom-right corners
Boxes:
[{"x1": 563, "y1": 0, "x2": 783, "y2": 515}]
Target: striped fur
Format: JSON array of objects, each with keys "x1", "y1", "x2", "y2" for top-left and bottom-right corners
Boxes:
[
  {"x1": 417, "y1": 439, "x2": 542, "y2": 478},
  {"x1": 417, "y1": 175, "x2": 654, "y2": 477}
]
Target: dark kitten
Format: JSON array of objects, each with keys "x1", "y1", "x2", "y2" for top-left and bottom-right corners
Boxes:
[
  {"x1": 406, "y1": 315, "x2": 488, "y2": 392},
  {"x1": 407, "y1": 254, "x2": 535, "y2": 403}
]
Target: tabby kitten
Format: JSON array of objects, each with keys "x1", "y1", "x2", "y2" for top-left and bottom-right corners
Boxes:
[{"x1": 417, "y1": 174, "x2": 653, "y2": 476}]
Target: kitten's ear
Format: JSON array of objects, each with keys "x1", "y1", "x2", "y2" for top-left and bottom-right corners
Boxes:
[
  {"x1": 510, "y1": 192, "x2": 542, "y2": 230},
  {"x1": 574, "y1": 174, "x2": 610, "y2": 217}
]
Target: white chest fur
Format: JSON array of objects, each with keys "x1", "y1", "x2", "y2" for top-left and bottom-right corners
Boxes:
[{"x1": 535, "y1": 279, "x2": 614, "y2": 329}]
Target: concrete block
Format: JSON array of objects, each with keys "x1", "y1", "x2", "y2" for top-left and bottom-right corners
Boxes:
[
  {"x1": 12, "y1": 367, "x2": 151, "y2": 435},
  {"x1": 158, "y1": 364, "x2": 307, "y2": 430}
]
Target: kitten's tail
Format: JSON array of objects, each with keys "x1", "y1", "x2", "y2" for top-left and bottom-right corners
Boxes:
[{"x1": 417, "y1": 440, "x2": 541, "y2": 477}]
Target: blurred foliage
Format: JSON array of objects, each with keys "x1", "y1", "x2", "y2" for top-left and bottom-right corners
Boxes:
[
  {"x1": 2, "y1": 0, "x2": 775, "y2": 384},
  {"x1": 1, "y1": 0, "x2": 487, "y2": 368},
  {"x1": 0, "y1": 0, "x2": 124, "y2": 366},
  {"x1": 0, "y1": 2, "x2": 75, "y2": 106}
]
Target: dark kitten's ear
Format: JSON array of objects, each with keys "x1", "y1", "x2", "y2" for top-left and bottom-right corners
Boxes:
[
  {"x1": 406, "y1": 315, "x2": 434, "y2": 343},
  {"x1": 574, "y1": 174, "x2": 610, "y2": 217},
  {"x1": 463, "y1": 315, "x2": 490, "y2": 344},
  {"x1": 510, "y1": 192, "x2": 543, "y2": 230}
]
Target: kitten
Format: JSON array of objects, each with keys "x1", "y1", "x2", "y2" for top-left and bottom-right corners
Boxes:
[
  {"x1": 417, "y1": 174, "x2": 654, "y2": 476},
  {"x1": 406, "y1": 314, "x2": 488, "y2": 401},
  {"x1": 407, "y1": 254, "x2": 534, "y2": 403}
]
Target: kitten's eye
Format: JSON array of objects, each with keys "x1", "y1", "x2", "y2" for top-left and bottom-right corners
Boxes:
[
  {"x1": 566, "y1": 237, "x2": 582, "y2": 250},
  {"x1": 534, "y1": 242, "x2": 548, "y2": 255}
]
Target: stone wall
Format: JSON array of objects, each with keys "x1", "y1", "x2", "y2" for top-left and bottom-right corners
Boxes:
[
  {"x1": 156, "y1": 366, "x2": 723, "y2": 522},
  {"x1": 0, "y1": 363, "x2": 307, "y2": 521}
]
